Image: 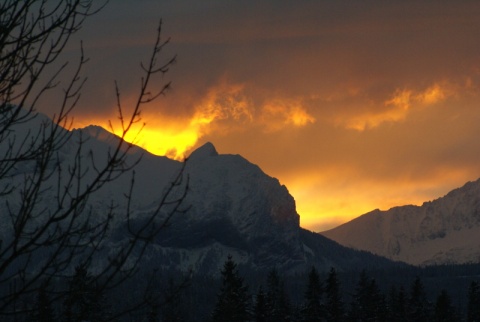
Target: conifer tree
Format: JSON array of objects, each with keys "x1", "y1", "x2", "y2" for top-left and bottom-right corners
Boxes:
[
  {"x1": 161, "y1": 278, "x2": 185, "y2": 322},
  {"x1": 302, "y1": 266, "x2": 324, "y2": 322},
  {"x1": 407, "y1": 277, "x2": 430, "y2": 322},
  {"x1": 396, "y1": 286, "x2": 407, "y2": 321},
  {"x1": 63, "y1": 266, "x2": 108, "y2": 322},
  {"x1": 266, "y1": 268, "x2": 291, "y2": 322},
  {"x1": 434, "y1": 289, "x2": 457, "y2": 322},
  {"x1": 211, "y1": 256, "x2": 250, "y2": 322},
  {"x1": 467, "y1": 281, "x2": 480, "y2": 322},
  {"x1": 32, "y1": 281, "x2": 55, "y2": 322},
  {"x1": 349, "y1": 270, "x2": 385, "y2": 322},
  {"x1": 148, "y1": 302, "x2": 160, "y2": 322},
  {"x1": 145, "y1": 282, "x2": 160, "y2": 322},
  {"x1": 254, "y1": 287, "x2": 268, "y2": 322},
  {"x1": 387, "y1": 286, "x2": 407, "y2": 322},
  {"x1": 325, "y1": 267, "x2": 343, "y2": 322}
]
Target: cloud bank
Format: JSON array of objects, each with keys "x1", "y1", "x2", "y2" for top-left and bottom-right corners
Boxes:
[{"x1": 52, "y1": 0, "x2": 480, "y2": 231}]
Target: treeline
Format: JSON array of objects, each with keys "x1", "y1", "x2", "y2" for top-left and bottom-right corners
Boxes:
[
  {"x1": 10, "y1": 259, "x2": 480, "y2": 321},
  {"x1": 4, "y1": 266, "x2": 114, "y2": 322},
  {"x1": 210, "y1": 256, "x2": 480, "y2": 322}
]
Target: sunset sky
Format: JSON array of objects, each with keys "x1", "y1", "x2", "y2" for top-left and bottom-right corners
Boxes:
[{"x1": 50, "y1": 0, "x2": 480, "y2": 231}]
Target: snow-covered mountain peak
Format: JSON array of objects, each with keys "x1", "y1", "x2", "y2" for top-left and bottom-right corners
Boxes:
[
  {"x1": 71, "y1": 125, "x2": 155, "y2": 157},
  {"x1": 78, "y1": 125, "x2": 110, "y2": 138},
  {"x1": 188, "y1": 141, "x2": 218, "y2": 160},
  {"x1": 322, "y1": 178, "x2": 480, "y2": 265},
  {"x1": 73, "y1": 125, "x2": 122, "y2": 144},
  {"x1": 0, "y1": 110, "x2": 404, "y2": 276}
]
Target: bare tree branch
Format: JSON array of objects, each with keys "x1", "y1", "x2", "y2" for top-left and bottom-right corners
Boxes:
[{"x1": 0, "y1": 1, "x2": 186, "y2": 320}]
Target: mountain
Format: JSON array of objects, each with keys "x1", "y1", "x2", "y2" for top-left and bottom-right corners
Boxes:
[
  {"x1": 0, "y1": 114, "x2": 404, "y2": 276},
  {"x1": 132, "y1": 140, "x2": 403, "y2": 275},
  {"x1": 71, "y1": 125, "x2": 403, "y2": 274},
  {"x1": 322, "y1": 179, "x2": 480, "y2": 266}
]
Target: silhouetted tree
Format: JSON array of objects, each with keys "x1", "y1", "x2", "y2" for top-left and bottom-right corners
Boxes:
[
  {"x1": 325, "y1": 267, "x2": 344, "y2": 322},
  {"x1": 147, "y1": 301, "x2": 160, "y2": 322},
  {"x1": 0, "y1": 1, "x2": 183, "y2": 320},
  {"x1": 387, "y1": 285, "x2": 407, "y2": 322},
  {"x1": 161, "y1": 277, "x2": 185, "y2": 322},
  {"x1": 349, "y1": 270, "x2": 385, "y2": 322},
  {"x1": 467, "y1": 281, "x2": 480, "y2": 322},
  {"x1": 63, "y1": 265, "x2": 107, "y2": 322},
  {"x1": 407, "y1": 277, "x2": 430, "y2": 322},
  {"x1": 434, "y1": 289, "x2": 457, "y2": 322},
  {"x1": 144, "y1": 274, "x2": 161, "y2": 322},
  {"x1": 254, "y1": 287, "x2": 268, "y2": 322},
  {"x1": 266, "y1": 268, "x2": 291, "y2": 322},
  {"x1": 302, "y1": 266, "x2": 324, "y2": 322},
  {"x1": 211, "y1": 256, "x2": 250, "y2": 322},
  {"x1": 31, "y1": 281, "x2": 55, "y2": 322},
  {"x1": 349, "y1": 270, "x2": 368, "y2": 321}
]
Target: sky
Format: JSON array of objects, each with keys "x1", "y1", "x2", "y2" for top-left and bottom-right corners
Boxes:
[{"x1": 46, "y1": 0, "x2": 480, "y2": 231}]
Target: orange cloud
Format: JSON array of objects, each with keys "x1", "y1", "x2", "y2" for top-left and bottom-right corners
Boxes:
[
  {"x1": 190, "y1": 81, "x2": 316, "y2": 133},
  {"x1": 260, "y1": 99, "x2": 315, "y2": 131},
  {"x1": 349, "y1": 89, "x2": 412, "y2": 130},
  {"x1": 417, "y1": 83, "x2": 447, "y2": 105},
  {"x1": 73, "y1": 81, "x2": 255, "y2": 160},
  {"x1": 190, "y1": 81, "x2": 253, "y2": 132},
  {"x1": 339, "y1": 82, "x2": 453, "y2": 131},
  {"x1": 76, "y1": 81, "x2": 312, "y2": 159}
]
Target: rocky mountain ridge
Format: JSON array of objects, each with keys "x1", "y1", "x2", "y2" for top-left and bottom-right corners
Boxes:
[
  {"x1": 322, "y1": 179, "x2": 480, "y2": 265},
  {"x1": 73, "y1": 125, "x2": 402, "y2": 274},
  {"x1": 0, "y1": 114, "x2": 404, "y2": 276}
]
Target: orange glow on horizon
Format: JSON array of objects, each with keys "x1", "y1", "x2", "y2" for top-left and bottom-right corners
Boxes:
[
  {"x1": 74, "y1": 82, "x2": 253, "y2": 159},
  {"x1": 75, "y1": 80, "x2": 317, "y2": 159},
  {"x1": 71, "y1": 78, "x2": 475, "y2": 232},
  {"x1": 282, "y1": 165, "x2": 475, "y2": 232},
  {"x1": 123, "y1": 126, "x2": 199, "y2": 159},
  {"x1": 73, "y1": 115, "x2": 199, "y2": 159},
  {"x1": 73, "y1": 110, "x2": 479, "y2": 232}
]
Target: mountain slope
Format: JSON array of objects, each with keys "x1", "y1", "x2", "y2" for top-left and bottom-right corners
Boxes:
[
  {"x1": 73, "y1": 126, "x2": 402, "y2": 274},
  {"x1": 0, "y1": 116, "x2": 404, "y2": 276},
  {"x1": 119, "y1": 140, "x2": 403, "y2": 275},
  {"x1": 322, "y1": 179, "x2": 480, "y2": 265}
]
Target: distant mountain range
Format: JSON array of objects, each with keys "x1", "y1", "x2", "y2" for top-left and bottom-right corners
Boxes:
[
  {"x1": 322, "y1": 179, "x2": 480, "y2": 265},
  {"x1": 8, "y1": 114, "x2": 480, "y2": 274},
  {"x1": 8, "y1": 117, "x2": 401, "y2": 275},
  {"x1": 85, "y1": 129, "x2": 400, "y2": 275}
]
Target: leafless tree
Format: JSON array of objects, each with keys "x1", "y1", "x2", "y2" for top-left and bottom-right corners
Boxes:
[{"x1": 0, "y1": 1, "x2": 185, "y2": 320}]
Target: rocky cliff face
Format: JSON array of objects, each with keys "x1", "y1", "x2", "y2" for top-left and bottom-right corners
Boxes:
[
  {"x1": 168, "y1": 142, "x2": 303, "y2": 272},
  {"x1": 322, "y1": 179, "x2": 480, "y2": 265},
  {"x1": 119, "y1": 140, "x2": 400, "y2": 275}
]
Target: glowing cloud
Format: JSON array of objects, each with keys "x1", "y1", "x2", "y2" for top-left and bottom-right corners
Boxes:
[
  {"x1": 334, "y1": 90, "x2": 411, "y2": 131},
  {"x1": 189, "y1": 81, "x2": 253, "y2": 132},
  {"x1": 416, "y1": 83, "x2": 448, "y2": 105},
  {"x1": 76, "y1": 81, "x2": 255, "y2": 160},
  {"x1": 339, "y1": 83, "x2": 452, "y2": 131},
  {"x1": 76, "y1": 81, "x2": 453, "y2": 163},
  {"x1": 189, "y1": 82, "x2": 316, "y2": 133},
  {"x1": 260, "y1": 99, "x2": 315, "y2": 131}
]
